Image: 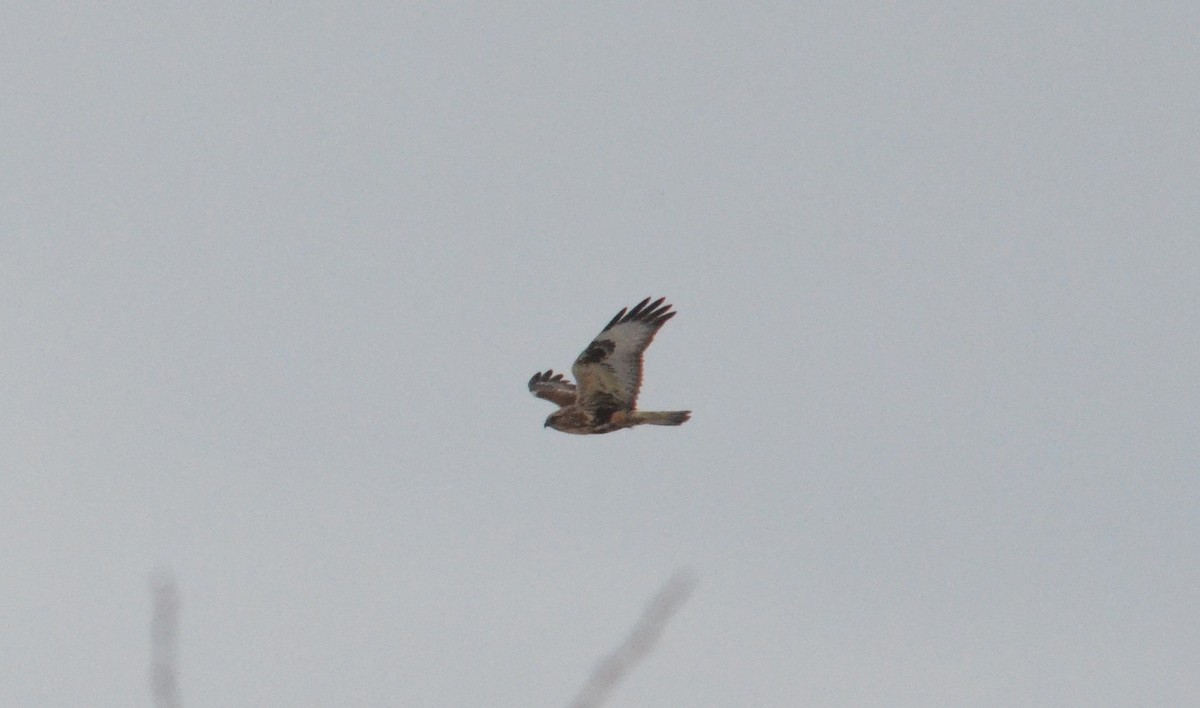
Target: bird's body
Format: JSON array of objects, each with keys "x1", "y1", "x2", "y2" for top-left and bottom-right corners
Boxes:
[{"x1": 529, "y1": 297, "x2": 691, "y2": 434}]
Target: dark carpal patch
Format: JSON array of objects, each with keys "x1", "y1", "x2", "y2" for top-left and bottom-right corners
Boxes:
[{"x1": 577, "y1": 339, "x2": 615, "y2": 365}]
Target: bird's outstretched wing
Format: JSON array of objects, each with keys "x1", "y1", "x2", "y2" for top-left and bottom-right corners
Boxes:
[
  {"x1": 572, "y1": 297, "x2": 676, "y2": 410},
  {"x1": 528, "y1": 369, "x2": 578, "y2": 407}
]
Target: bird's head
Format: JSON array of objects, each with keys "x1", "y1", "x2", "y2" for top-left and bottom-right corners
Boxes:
[{"x1": 544, "y1": 409, "x2": 589, "y2": 434}]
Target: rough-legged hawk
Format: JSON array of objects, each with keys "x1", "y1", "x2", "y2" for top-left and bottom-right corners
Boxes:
[{"x1": 529, "y1": 297, "x2": 691, "y2": 434}]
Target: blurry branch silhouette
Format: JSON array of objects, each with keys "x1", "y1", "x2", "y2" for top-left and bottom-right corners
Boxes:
[
  {"x1": 151, "y1": 572, "x2": 181, "y2": 708},
  {"x1": 566, "y1": 569, "x2": 697, "y2": 708}
]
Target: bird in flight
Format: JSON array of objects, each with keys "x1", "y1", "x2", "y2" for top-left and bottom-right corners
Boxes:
[{"x1": 529, "y1": 297, "x2": 691, "y2": 434}]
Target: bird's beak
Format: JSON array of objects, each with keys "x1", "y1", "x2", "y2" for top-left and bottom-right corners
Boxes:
[{"x1": 544, "y1": 419, "x2": 551, "y2": 428}]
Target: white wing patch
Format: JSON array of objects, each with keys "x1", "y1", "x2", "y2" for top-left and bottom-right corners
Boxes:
[{"x1": 572, "y1": 297, "x2": 676, "y2": 408}]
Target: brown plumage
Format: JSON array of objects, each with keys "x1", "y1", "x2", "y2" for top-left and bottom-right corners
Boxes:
[{"x1": 529, "y1": 297, "x2": 691, "y2": 434}]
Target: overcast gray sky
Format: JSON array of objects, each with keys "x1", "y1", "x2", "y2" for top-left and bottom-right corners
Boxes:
[{"x1": 3, "y1": 3, "x2": 1198, "y2": 707}]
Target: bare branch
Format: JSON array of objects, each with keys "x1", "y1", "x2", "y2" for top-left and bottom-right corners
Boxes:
[
  {"x1": 567, "y1": 569, "x2": 698, "y2": 708},
  {"x1": 150, "y1": 571, "x2": 181, "y2": 708}
]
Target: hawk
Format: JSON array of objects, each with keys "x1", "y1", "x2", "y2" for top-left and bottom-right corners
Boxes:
[{"x1": 529, "y1": 297, "x2": 691, "y2": 434}]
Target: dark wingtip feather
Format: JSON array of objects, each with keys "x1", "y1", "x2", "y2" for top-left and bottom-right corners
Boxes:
[
  {"x1": 626, "y1": 297, "x2": 653, "y2": 319},
  {"x1": 529, "y1": 369, "x2": 561, "y2": 389},
  {"x1": 603, "y1": 297, "x2": 678, "y2": 331},
  {"x1": 603, "y1": 307, "x2": 629, "y2": 331}
]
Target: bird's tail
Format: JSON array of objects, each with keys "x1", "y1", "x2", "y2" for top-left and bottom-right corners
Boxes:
[{"x1": 633, "y1": 410, "x2": 691, "y2": 426}]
